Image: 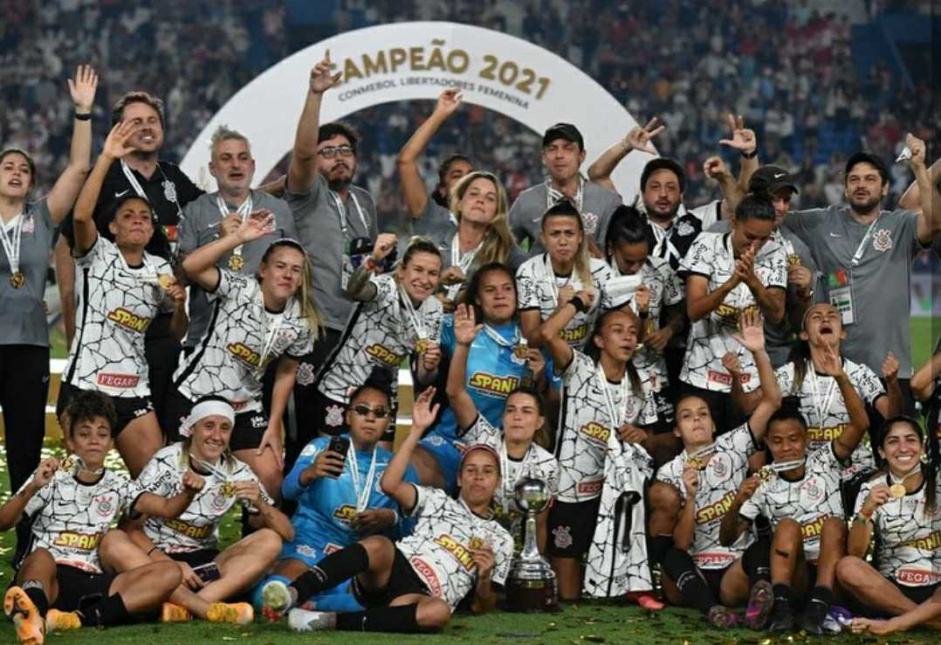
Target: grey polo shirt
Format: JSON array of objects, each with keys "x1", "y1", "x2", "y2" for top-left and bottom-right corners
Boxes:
[
  {"x1": 287, "y1": 173, "x2": 378, "y2": 332},
  {"x1": 708, "y1": 219, "x2": 821, "y2": 367},
  {"x1": 783, "y1": 206, "x2": 923, "y2": 377},
  {"x1": 413, "y1": 198, "x2": 455, "y2": 241},
  {"x1": 177, "y1": 190, "x2": 297, "y2": 348},
  {"x1": 508, "y1": 180, "x2": 622, "y2": 256},
  {"x1": 431, "y1": 227, "x2": 527, "y2": 274},
  {"x1": 0, "y1": 199, "x2": 54, "y2": 347}
]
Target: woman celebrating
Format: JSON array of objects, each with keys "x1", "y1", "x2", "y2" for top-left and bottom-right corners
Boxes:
[
  {"x1": 397, "y1": 88, "x2": 473, "y2": 239},
  {"x1": 58, "y1": 119, "x2": 188, "y2": 477},
  {"x1": 1, "y1": 65, "x2": 97, "y2": 560},
  {"x1": 446, "y1": 303, "x2": 559, "y2": 553},
  {"x1": 539, "y1": 290, "x2": 658, "y2": 600},
  {"x1": 254, "y1": 373, "x2": 419, "y2": 615},
  {"x1": 911, "y1": 338, "x2": 941, "y2": 463},
  {"x1": 174, "y1": 214, "x2": 318, "y2": 501},
  {"x1": 839, "y1": 417, "x2": 940, "y2": 635},
  {"x1": 124, "y1": 398, "x2": 293, "y2": 625},
  {"x1": 310, "y1": 235, "x2": 443, "y2": 452},
  {"x1": 435, "y1": 171, "x2": 525, "y2": 309},
  {"x1": 414, "y1": 262, "x2": 552, "y2": 489},
  {"x1": 517, "y1": 200, "x2": 620, "y2": 350}
]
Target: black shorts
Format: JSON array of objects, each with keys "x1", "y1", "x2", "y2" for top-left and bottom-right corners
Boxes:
[
  {"x1": 700, "y1": 566, "x2": 730, "y2": 598},
  {"x1": 54, "y1": 564, "x2": 115, "y2": 612},
  {"x1": 163, "y1": 388, "x2": 268, "y2": 451},
  {"x1": 311, "y1": 388, "x2": 397, "y2": 443},
  {"x1": 352, "y1": 548, "x2": 429, "y2": 607},
  {"x1": 56, "y1": 382, "x2": 153, "y2": 437},
  {"x1": 547, "y1": 497, "x2": 602, "y2": 558},
  {"x1": 892, "y1": 579, "x2": 939, "y2": 605},
  {"x1": 167, "y1": 549, "x2": 219, "y2": 568}
]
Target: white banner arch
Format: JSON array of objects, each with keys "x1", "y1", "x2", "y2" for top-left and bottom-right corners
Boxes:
[{"x1": 181, "y1": 21, "x2": 651, "y2": 202}]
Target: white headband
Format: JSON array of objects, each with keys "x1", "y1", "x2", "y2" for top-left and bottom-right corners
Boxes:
[{"x1": 180, "y1": 400, "x2": 236, "y2": 437}]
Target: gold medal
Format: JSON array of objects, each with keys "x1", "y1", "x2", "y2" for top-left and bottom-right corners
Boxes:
[
  {"x1": 889, "y1": 483, "x2": 906, "y2": 498},
  {"x1": 415, "y1": 338, "x2": 429, "y2": 354},
  {"x1": 228, "y1": 254, "x2": 244, "y2": 271},
  {"x1": 221, "y1": 482, "x2": 237, "y2": 498},
  {"x1": 757, "y1": 465, "x2": 775, "y2": 482},
  {"x1": 157, "y1": 274, "x2": 175, "y2": 291},
  {"x1": 10, "y1": 271, "x2": 25, "y2": 289},
  {"x1": 59, "y1": 457, "x2": 76, "y2": 473},
  {"x1": 686, "y1": 456, "x2": 704, "y2": 471},
  {"x1": 513, "y1": 341, "x2": 529, "y2": 360},
  {"x1": 468, "y1": 536, "x2": 485, "y2": 550}
]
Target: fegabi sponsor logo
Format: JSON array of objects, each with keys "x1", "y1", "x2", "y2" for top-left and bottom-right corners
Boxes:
[
  {"x1": 107, "y1": 307, "x2": 150, "y2": 333},
  {"x1": 693, "y1": 552, "x2": 736, "y2": 568},
  {"x1": 896, "y1": 568, "x2": 941, "y2": 586},
  {"x1": 97, "y1": 373, "x2": 140, "y2": 389},
  {"x1": 576, "y1": 478, "x2": 603, "y2": 496},
  {"x1": 409, "y1": 556, "x2": 442, "y2": 598},
  {"x1": 707, "y1": 370, "x2": 751, "y2": 387}
]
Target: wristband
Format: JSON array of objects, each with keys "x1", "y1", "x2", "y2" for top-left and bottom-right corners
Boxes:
[
  {"x1": 570, "y1": 297, "x2": 588, "y2": 314},
  {"x1": 74, "y1": 112, "x2": 92, "y2": 121},
  {"x1": 858, "y1": 507, "x2": 874, "y2": 521},
  {"x1": 741, "y1": 149, "x2": 757, "y2": 159}
]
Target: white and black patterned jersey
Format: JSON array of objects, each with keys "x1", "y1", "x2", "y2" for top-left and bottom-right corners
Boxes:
[
  {"x1": 556, "y1": 351, "x2": 659, "y2": 503},
  {"x1": 317, "y1": 273, "x2": 443, "y2": 403},
  {"x1": 776, "y1": 359, "x2": 885, "y2": 480},
  {"x1": 614, "y1": 256, "x2": 683, "y2": 391},
  {"x1": 64, "y1": 236, "x2": 174, "y2": 398},
  {"x1": 678, "y1": 232, "x2": 787, "y2": 393},
  {"x1": 739, "y1": 444, "x2": 845, "y2": 562},
  {"x1": 398, "y1": 486, "x2": 514, "y2": 610},
  {"x1": 137, "y1": 443, "x2": 272, "y2": 553},
  {"x1": 173, "y1": 270, "x2": 313, "y2": 411},
  {"x1": 21, "y1": 470, "x2": 142, "y2": 573},
  {"x1": 656, "y1": 424, "x2": 758, "y2": 569},
  {"x1": 463, "y1": 414, "x2": 559, "y2": 550},
  {"x1": 855, "y1": 474, "x2": 941, "y2": 587},
  {"x1": 516, "y1": 255, "x2": 618, "y2": 349}
]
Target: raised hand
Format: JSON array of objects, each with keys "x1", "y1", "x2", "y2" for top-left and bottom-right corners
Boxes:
[
  {"x1": 310, "y1": 50, "x2": 342, "y2": 94},
  {"x1": 732, "y1": 308, "x2": 765, "y2": 353},
  {"x1": 371, "y1": 233, "x2": 398, "y2": 262},
  {"x1": 719, "y1": 114, "x2": 757, "y2": 156},
  {"x1": 434, "y1": 88, "x2": 463, "y2": 118},
  {"x1": 681, "y1": 464, "x2": 700, "y2": 496},
  {"x1": 817, "y1": 343, "x2": 845, "y2": 378},
  {"x1": 733, "y1": 245, "x2": 760, "y2": 290},
  {"x1": 306, "y1": 449, "x2": 345, "y2": 480},
  {"x1": 787, "y1": 264, "x2": 813, "y2": 294},
  {"x1": 881, "y1": 352, "x2": 900, "y2": 383},
  {"x1": 31, "y1": 458, "x2": 59, "y2": 489},
  {"x1": 468, "y1": 543, "x2": 496, "y2": 579},
  {"x1": 421, "y1": 342, "x2": 442, "y2": 372},
  {"x1": 411, "y1": 386, "x2": 440, "y2": 433},
  {"x1": 69, "y1": 64, "x2": 98, "y2": 113},
  {"x1": 623, "y1": 117, "x2": 664, "y2": 155},
  {"x1": 454, "y1": 304, "x2": 482, "y2": 346},
  {"x1": 905, "y1": 133, "x2": 926, "y2": 169},
  {"x1": 182, "y1": 471, "x2": 206, "y2": 494},
  {"x1": 633, "y1": 285, "x2": 650, "y2": 316},
  {"x1": 237, "y1": 210, "x2": 275, "y2": 242},
  {"x1": 219, "y1": 213, "x2": 243, "y2": 238},
  {"x1": 439, "y1": 266, "x2": 466, "y2": 287},
  {"x1": 861, "y1": 482, "x2": 891, "y2": 516},
  {"x1": 735, "y1": 474, "x2": 761, "y2": 504},
  {"x1": 703, "y1": 155, "x2": 729, "y2": 180},
  {"x1": 722, "y1": 351, "x2": 743, "y2": 377},
  {"x1": 102, "y1": 120, "x2": 139, "y2": 159}
]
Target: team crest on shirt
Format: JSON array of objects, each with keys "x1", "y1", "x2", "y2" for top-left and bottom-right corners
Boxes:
[
  {"x1": 710, "y1": 454, "x2": 730, "y2": 478},
  {"x1": 581, "y1": 212, "x2": 599, "y2": 234},
  {"x1": 802, "y1": 479, "x2": 824, "y2": 503},
  {"x1": 552, "y1": 525, "x2": 573, "y2": 549},
  {"x1": 22, "y1": 215, "x2": 35, "y2": 234},
  {"x1": 325, "y1": 405, "x2": 345, "y2": 428},
  {"x1": 872, "y1": 228, "x2": 893, "y2": 252},
  {"x1": 676, "y1": 220, "x2": 695, "y2": 237},
  {"x1": 211, "y1": 488, "x2": 229, "y2": 511},
  {"x1": 163, "y1": 180, "x2": 178, "y2": 203},
  {"x1": 94, "y1": 494, "x2": 116, "y2": 518},
  {"x1": 295, "y1": 362, "x2": 315, "y2": 386}
]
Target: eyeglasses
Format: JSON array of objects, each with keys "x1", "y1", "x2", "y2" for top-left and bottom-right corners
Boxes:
[
  {"x1": 352, "y1": 404, "x2": 390, "y2": 419},
  {"x1": 318, "y1": 145, "x2": 355, "y2": 159}
]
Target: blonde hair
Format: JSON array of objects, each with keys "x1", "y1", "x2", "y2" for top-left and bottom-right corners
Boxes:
[
  {"x1": 179, "y1": 433, "x2": 237, "y2": 475},
  {"x1": 450, "y1": 171, "x2": 515, "y2": 266},
  {"x1": 260, "y1": 240, "x2": 322, "y2": 339}
]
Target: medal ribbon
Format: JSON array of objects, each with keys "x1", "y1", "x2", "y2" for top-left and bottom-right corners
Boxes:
[
  {"x1": 258, "y1": 311, "x2": 284, "y2": 373},
  {"x1": 216, "y1": 192, "x2": 254, "y2": 264},
  {"x1": 807, "y1": 368, "x2": 838, "y2": 431},
  {"x1": 330, "y1": 190, "x2": 369, "y2": 242},
  {"x1": 447, "y1": 234, "x2": 483, "y2": 299},
  {"x1": 500, "y1": 440, "x2": 533, "y2": 508},
  {"x1": 596, "y1": 364, "x2": 629, "y2": 433},
  {"x1": 482, "y1": 323, "x2": 520, "y2": 348},
  {"x1": 0, "y1": 213, "x2": 24, "y2": 278},
  {"x1": 397, "y1": 285, "x2": 427, "y2": 341},
  {"x1": 346, "y1": 445, "x2": 379, "y2": 512},
  {"x1": 545, "y1": 175, "x2": 584, "y2": 212}
]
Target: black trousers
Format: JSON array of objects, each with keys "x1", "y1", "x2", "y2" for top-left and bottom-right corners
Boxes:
[
  {"x1": 145, "y1": 334, "x2": 181, "y2": 432},
  {"x1": 0, "y1": 344, "x2": 49, "y2": 493}
]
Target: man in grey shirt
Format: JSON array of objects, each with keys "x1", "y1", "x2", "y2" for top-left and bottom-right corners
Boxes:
[
  {"x1": 781, "y1": 137, "x2": 940, "y2": 409},
  {"x1": 509, "y1": 123, "x2": 621, "y2": 256},
  {"x1": 177, "y1": 125, "x2": 296, "y2": 353},
  {"x1": 279, "y1": 53, "x2": 379, "y2": 472}
]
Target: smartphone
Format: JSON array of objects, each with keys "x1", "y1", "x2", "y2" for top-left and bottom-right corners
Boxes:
[
  {"x1": 328, "y1": 435, "x2": 350, "y2": 459},
  {"x1": 192, "y1": 562, "x2": 221, "y2": 584}
]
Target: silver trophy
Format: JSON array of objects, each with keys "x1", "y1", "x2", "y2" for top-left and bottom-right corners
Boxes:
[{"x1": 505, "y1": 476, "x2": 559, "y2": 612}]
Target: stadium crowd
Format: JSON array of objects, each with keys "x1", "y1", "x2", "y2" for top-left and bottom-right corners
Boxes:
[{"x1": 0, "y1": 1, "x2": 938, "y2": 643}]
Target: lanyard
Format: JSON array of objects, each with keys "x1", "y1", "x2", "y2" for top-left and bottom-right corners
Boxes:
[
  {"x1": 120, "y1": 160, "x2": 184, "y2": 223},
  {"x1": 546, "y1": 176, "x2": 584, "y2": 212},
  {"x1": 0, "y1": 212, "x2": 24, "y2": 276},
  {"x1": 849, "y1": 215, "x2": 882, "y2": 268},
  {"x1": 258, "y1": 310, "x2": 284, "y2": 373},
  {"x1": 482, "y1": 323, "x2": 520, "y2": 348},
  {"x1": 500, "y1": 440, "x2": 533, "y2": 506},
  {"x1": 216, "y1": 192, "x2": 254, "y2": 263},
  {"x1": 447, "y1": 234, "x2": 483, "y2": 299},
  {"x1": 596, "y1": 364, "x2": 630, "y2": 431},
  {"x1": 346, "y1": 446, "x2": 379, "y2": 512},
  {"x1": 807, "y1": 367, "x2": 838, "y2": 429},
  {"x1": 543, "y1": 253, "x2": 573, "y2": 308},
  {"x1": 650, "y1": 220, "x2": 684, "y2": 267},
  {"x1": 121, "y1": 159, "x2": 148, "y2": 200},
  {"x1": 330, "y1": 190, "x2": 368, "y2": 241},
  {"x1": 397, "y1": 285, "x2": 427, "y2": 341},
  {"x1": 724, "y1": 233, "x2": 748, "y2": 311}
]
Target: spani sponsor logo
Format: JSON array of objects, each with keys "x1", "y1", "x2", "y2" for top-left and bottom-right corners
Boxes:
[
  {"x1": 165, "y1": 519, "x2": 214, "y2": 540},
  {"x1": 579, "y1": 421, "x2": 611, "y2": 445},
  {"x1": 107, "y1": 307, "x2": 150, "y2": 333},
  {"x1": 227, "y1": 342, "x2": 262, "y2": 368},
  {"x1": 365, "y1": 344, "x2": 405, "y2": 367},
  {"x1": 696, "y1": 491, "x2": 736, "y2": 524},
  {"x1": 52, "y1": 531, "x2": 102, "y2": 551},
  {"x1": 433, "y1": 534, "x2": 476, "y2": 571},
  {"x1": 468, "y1": 372, "x2": 520, "y2": 397}
]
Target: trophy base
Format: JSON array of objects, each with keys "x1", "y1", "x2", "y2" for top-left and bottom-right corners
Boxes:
[{"x1": 505, "y1": 576, "x2": 559, "y2": 612}]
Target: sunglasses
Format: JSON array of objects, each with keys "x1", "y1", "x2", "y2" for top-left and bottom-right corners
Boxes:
[
  {"x1": 318, "y1": 145, "x2": 355, "y2": 159},
  {"x1": 352, "y1": 404, "x2": 390, "y2": 419}
]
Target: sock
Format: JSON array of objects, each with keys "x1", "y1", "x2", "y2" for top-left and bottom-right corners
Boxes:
[
  {"x1": 741, "y1": 540, "x2": 771, "y2": 585},
  {"x1": 805, "y1": 585, "x2": 833, "y2": 618},
  {"x1": 81, "y1": 593, "x2": 130, "y2": 627},
  {"x1": 291, "y1": 543, "x2": 369, "y2": 604},
  {"x1": 648, "y1": 535, "x2": 673, "y2": 566},
  {"x1": 772, "y1": 583, "x2": 793, "y2": 609},
  {"x1": 335, "y1": 604, "x2": 421, "y2": 633},
  {"x1": 20, "y1": 580, "x2": 48, "y2": 616},
  {"x1": 661, "y1": 548, "x2": 715, "y2": 613}
]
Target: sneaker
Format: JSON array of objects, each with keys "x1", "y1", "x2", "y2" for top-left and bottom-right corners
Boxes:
[
  {"x1": 744, "y1": 580, "x2": 774, "y2": 630},
  {"x1": 627, "y1": 591, "x2": 665, "y2": 611},
  {"x1": 768, "y1": 601, "x2": 794, "y2": 633},
  {"x1": 3, "y1": 587, "x2": 45, "y2": 645},
  {"x1": 160, "y1": 603, "x2": 193, "y2": 623},
  {"x1": 45, "y1": 610, "x2": 82, "y2": 632},
  {"x1": 707, "y1": 605, "x2": 739, "y2": 629},
  {"x1": 799, "y1": 599, "x2": 829, "y2": 635},
  {"x1": 206, "y1": 602, "x2": 254, "y2": 625},
  {"x1": 287, "y1": 608, "x2": 336, "y2": 632},
  {"x1": 260, "y1": 579, "x2": 294, "y2": 618}
]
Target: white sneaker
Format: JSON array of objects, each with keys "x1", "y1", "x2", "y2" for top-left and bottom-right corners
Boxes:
[
  {"x1": 261, "y1": 580, "x2": 293, "y2": 615},
  {"x1": 288, "y1": 608, "x2": 336, "y2": 632}
]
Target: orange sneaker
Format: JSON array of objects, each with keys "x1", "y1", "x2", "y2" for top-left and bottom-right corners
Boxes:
[
  {"x1": 160, "y1": 603, "x2": 193, "y2": 623},
  {"x1": 45, "y1": 609, "x2": 82, "y2": 632},
  {"x1": 3, "y1": 587, "x2": 45, "y2": 645},
  {"x1": 206, "y1": 602, "x2": 253, "y2": 625}
]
